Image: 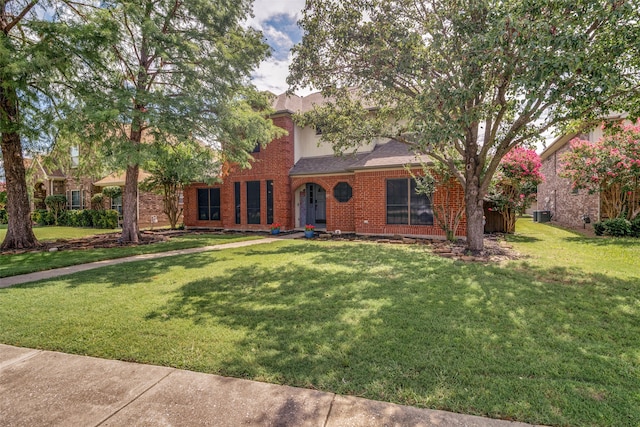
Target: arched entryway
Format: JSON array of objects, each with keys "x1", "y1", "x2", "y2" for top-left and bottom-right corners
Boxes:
[
  {"x1": 305, "y1": 183, "x2": 326, "y2": 227},
  {"x1": 295, "y1": 183, "x2": 327, "y2": 229}
]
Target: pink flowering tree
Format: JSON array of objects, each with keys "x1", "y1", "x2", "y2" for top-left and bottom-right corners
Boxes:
[
  {"x1": 488, "y1": 148, "x2": 544, "y2": 233},
  {"x1": 560, "y1": 122, "x2": 640, "y2": 220}
]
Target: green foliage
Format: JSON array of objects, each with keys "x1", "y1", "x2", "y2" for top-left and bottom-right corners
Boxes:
[
  {"x1": 141, "y1": 141, "x2": 221, "y2": 229},
  {"x1": 631, "y1": 217, "x2": 640, "y2": 238},
  {"x1": 64, "y1": 209, "x2": 118, "y2": 229},
  {"x1": 101, "y1": 186, "x2": 122, "y2": 200},
  {"x1": 0, "y1": 209, "x2": 7, "y2": 225},
  {"x1": 0, "y1": 191, "x2": 6, "y2": 209},
  {"x1": 44, "y1": 194, "x2": 67, "y2": 225},
  {"x1": 593, "y1": 221, "x2": 606, "y2": 236},
  {"x1": 91, "y1": 193, "x2": 105, "y2": 209},
  {"x1": 603, "y1": 218, "x2": 632, "y2": 237},
  {"x1": 288, "y1": 0, "x2": 639, "y2": 250},
  {"x1": 65, "y1": 0, "x2": 285, "y2": 241},
  {"x1": 32, "y1": 209, "x2": 54, "y2": 226}
]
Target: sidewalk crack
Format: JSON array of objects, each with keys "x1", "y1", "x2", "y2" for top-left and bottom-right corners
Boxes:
[
  {"x1": 323, "y1": 394, "x2": 337, "y2": 427},
  {"x1": 94, "y1": 370, "x2": 175, "y2": 426}
]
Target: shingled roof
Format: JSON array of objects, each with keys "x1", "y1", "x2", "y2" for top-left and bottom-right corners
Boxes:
[{"x1": 289, "y1": 140, "x2": 426, "y2": 176}]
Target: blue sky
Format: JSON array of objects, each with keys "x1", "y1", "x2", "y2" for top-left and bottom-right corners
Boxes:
[{"x1": 247, "y1": 0, "x2": 306, "y2": 95}]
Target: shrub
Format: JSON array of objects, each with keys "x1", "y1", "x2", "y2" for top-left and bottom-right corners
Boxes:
[
  {"x1": 630, "y1": 217, "x2": 640, "y2": 238},
  {"x1": 593, "y1": 221, "x2": 606, "y2": 236},
  {"x1": 603, "y1": 218, "x2": 631, "y2": 237},
  {"x1": 32, "y1": 209, "x2": 54, "y2": 226},
  {"x1": 0, "y1": 209, "x2": 7, "y2": 224},
  {"x1": 96, "y1": 210, "x2": 119, "y2": 229},
  {"x1": 91, "y1": 193, "x2": 105, "y2": 209}
]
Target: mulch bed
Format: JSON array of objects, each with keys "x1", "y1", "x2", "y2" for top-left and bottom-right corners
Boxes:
[{"x1": 3, "y1": 229, "x2": 521, "y2": 263}]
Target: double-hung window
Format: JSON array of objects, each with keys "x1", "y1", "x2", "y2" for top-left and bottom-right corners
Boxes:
[
  {"x1": 386, "y1": 178, "x2": 433, "y2": 225},
  {"x1": 197, "y1": 188, "x2": 221, "y2": 220}
]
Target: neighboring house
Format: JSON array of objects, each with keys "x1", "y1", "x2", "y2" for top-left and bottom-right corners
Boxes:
[
  {"x1": 537, "y1": 127, "x2": 608, "y2": 228},
  {"x1": 26, "y1": 146, "x2": 174, "y2": 229},
  {"x1": 183, "y1": 92, "x2": 466, "y2": 238}
]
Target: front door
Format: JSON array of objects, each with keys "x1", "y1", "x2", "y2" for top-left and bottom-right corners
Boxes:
[{"x1": 305, "y1": 183, "x2": 326, "y2": 227}]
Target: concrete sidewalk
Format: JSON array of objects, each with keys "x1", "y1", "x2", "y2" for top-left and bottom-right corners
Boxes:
[
  {"x1": 0, "y1": 344, "x2": 537, "y2": 427},
  {"x1": 1, "y1": 234, "x2": 302, "y2": 288}
]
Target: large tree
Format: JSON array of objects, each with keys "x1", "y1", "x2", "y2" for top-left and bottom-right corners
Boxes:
[
  {"x1": 288, "y1": 0, "x2": 639, "y2": 252},
  {"x1": 1, "y1": 1, "x2": 110, "y2": 250},
  {"x1": 74, "y1": 0, "x2": 281, "y2": 243}
]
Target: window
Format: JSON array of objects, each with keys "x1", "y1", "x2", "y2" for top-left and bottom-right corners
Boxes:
[
  {"x1": 69, "y1": 190, "x2": 82, "y2": 210},
  {"x1": 197, "y1": 188, "x2": 221, "y2": 221},
  {"x1": 234, "y1": 182, "x2": 241, "y2": 224},
  {"x1": 333, "y1": 182, "x2": 352, "y2": 202},
  {"x1": 70, "y1": 146, "x2": 80, "y2": 167},
  {"x1": 266, "y1": 180, "x2": 274, "y2": 224},
  {"x1": 246, "y1": 181, "x2": 260, "y2": 224},
  {"x1": 111, "y1": 194, "x2": 123, "y2": 216},
  {"x1": 386, "y1": 178, "x2": 433, "y2": 225}
]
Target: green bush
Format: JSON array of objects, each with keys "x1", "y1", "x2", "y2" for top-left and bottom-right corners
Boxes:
[
  {"x1": 32, "y1": 209, "x2": 55, "y2": 226},
  {"x1": 593, "y1": 221, "x2": 606, "y2": 236},
  {"x1": 97, "y1": 210, "x2": 119, "y2": 229},
  {"x1": 630, "y1": 216, "x2": 640, "y2": 238},
  {"x1": 0, "y1": 208, "x2": 7, "y2": 224},
  {"x1": 603, "y1": 218, "x2": 631, "y2": 237},
  {"x1": 29, "y1": 209, "x2": 118, "y2": 229}
]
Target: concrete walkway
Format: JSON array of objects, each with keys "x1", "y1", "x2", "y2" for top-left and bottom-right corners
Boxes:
[
  {"x1": 1, "y1": 233, "x2": 302, "y2": 288},
  {"x1": 0, "y1": 344, "x2": 537, "y2": 426}
]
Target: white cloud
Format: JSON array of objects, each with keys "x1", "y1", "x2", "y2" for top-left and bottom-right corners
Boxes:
[
  {"x1": 248, "y1": 0, "x2": 305, "y2": 29},
  {"x1": 252, "y1": 55, "x2": 315, "y2": 97},
  {"x1": 248, "y1": 1, "x2": 310, "y2": 96}
]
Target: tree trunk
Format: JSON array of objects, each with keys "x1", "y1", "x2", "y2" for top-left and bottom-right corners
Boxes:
[
  {"x1": 120, "y1": 163, "x2": 140, "y2": 243},
  {"x1": 464, "y1": 186, "x2": 485, "y2": 253},
  {"x1": 0, "y1": 85, "x2": 39, "y2": 250},
  {"x1": 464, "y1": 151, "x2": 485, "y2": 253}
]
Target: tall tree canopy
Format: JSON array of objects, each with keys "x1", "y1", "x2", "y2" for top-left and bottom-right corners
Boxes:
[
  {"x1": 1, "y1": 1, "x2": 112, "y2": 250},
  {"x1": 71, "y1": 0, "x2": 282, "y2": 243},
  {"x1": 289, "y1": 0, "x2": 640, "y2": 252}
]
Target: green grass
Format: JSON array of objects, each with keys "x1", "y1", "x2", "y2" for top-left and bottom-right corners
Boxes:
[
  {"x1": 0, "y1": 232, "x2": 261, "y2": 278},
  {"x1": 508, "y1": 220, "x2": 640, "y2": 280},
  {"x1": 0, "y1": 224, "x2": 115, "y2": 242},
  {"x1": 0, "y1": 222, "x2": 638, "y2": 426}
]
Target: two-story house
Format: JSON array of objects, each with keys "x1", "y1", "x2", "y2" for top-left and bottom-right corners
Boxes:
[
  {"x1": 183, "y1": 92, "x2": 466, "y2": 238},
  {"x1": 27, "y1": 146, "x2": 173, "y2": 229}
]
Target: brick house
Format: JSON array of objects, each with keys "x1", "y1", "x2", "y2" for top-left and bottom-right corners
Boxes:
[
  {"x1": 537, "y1": 128, "x2": 605, "y2": 228},
  {"x1": 183, "y1": 92, "x2": 466, "y2": 238},
  {"x1": 26, "y1": 148, "x2": 173, "y2": 229}
]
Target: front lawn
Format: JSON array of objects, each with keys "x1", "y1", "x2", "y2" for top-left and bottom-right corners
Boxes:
[
  {"x1": 0, "y1": 225, "x2": 115, "y2": 242},
  {"x1": 1, "y1": 221, "x2": 638, "y2": 426},
  {"x1": 0, "y1": 232, "x2": 262, "y2": 278}
]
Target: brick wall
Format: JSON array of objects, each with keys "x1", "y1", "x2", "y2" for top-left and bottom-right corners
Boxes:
[
  {"x1": 184, "y1": 115, "x2": 296, "y2": 231},
  {"x1": 290, "y1": 175, "x2": 356, "y2": 232},
  {"x1": 353, "y1": 168, "x2": 466, "y2": 238},
  {"x1": 538, "y1": 143, "x2": 600, "y2": 227}
]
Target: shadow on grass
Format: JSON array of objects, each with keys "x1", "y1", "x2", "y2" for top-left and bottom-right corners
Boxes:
[
  {"x1": 3, "y1": 240, "x2": 638, "y2": 426},
  {"x1": 504, "y1": 234, "x2": 541, "y2": 243},
  {"x1": 142, "y1": 242, "x2": 639, "y2": 426},
  {"x1": 562, "y1": 235, "x2": 640, "y2": 247}
]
